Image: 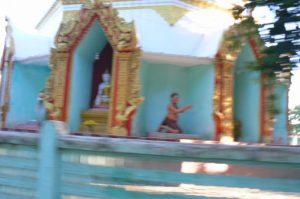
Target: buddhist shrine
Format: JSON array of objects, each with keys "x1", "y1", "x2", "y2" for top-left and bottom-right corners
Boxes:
[{"x1": 0, "y1": 0, "x2": 290, "y2": 144}]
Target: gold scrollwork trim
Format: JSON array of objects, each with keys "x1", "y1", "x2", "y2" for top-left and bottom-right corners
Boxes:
[
  {"x1": 213, "y1": 24, "x2": 254, "y2": 139},
  {"x1": 47, "y1": 1, "x2": 143, "y2": 135},
  {"x1": 55, "y1": 1, "x2": 138, "y2": 52}
]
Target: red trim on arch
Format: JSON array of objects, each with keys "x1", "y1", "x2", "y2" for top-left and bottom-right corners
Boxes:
[
  {"x1": 59, "y1": 11, "x2": 136, "y2": 134},
  {"x1": 259, "y1": 74, "x2": 267, "y2": 141},
  {"x1": 61, "y1": 14, "x2": 99, "y2": 121},
  {"x1": 112, "y1": 58, "x2": 120, "y2": 126},
  {"x1": 61, "y1": 52, "x2": 73, "y2": 121},
  {"x1": 214, "y1": 52, "x2": 224, "y2": 141}
]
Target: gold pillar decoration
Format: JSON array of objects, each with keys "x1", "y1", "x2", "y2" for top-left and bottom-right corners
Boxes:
[
  {"x1": 43, "y1": 49, "x2": 68, "y2": 120},
  {"x1": 263, "y1": 86, "x2": 275, "y2": 143},
  {"x1": 213, "y1": 24, "x2": 251, "y2": 141},
  {"x1": 214, "y1": 24, "x2": 274, "y2": 142},
  {"x1": 220, "y1": 60, "x2": 235, "y2": 138},
  {"x1": 109, "y1": 50, "x2": 144, "y2": 135},
  {"x1": 0, "y1": 18, "x2": 15, "y2": 129},
  {"x1": 45, "y1": 0, "x2": 143, "y2": 135}
]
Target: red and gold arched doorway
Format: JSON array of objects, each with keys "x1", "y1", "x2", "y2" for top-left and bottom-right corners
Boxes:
[
  {"x1": 213, "y1": 24, "x2": 271, "y2": 142},
  {"x1": 44, "y1": 2, "x2": 143, "y2": 136}
]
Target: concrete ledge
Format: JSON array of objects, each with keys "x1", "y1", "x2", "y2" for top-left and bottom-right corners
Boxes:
[
  {"x1": 1, "y1": 130, "x2": 300, "y2": 164},
  {"x1": 148, "y1": 132, "x2": 206, "y2": 140},
  {"x1": 0, "y1": 131, "x2": 38, "y2": 146},
  {"x1": 59, "y1": 135, "x2": 300, "y2": 164}
]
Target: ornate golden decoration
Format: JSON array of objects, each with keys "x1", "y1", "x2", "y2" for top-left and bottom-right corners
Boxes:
[
  {"x1": 214, "y1": 24, "x2": 255, "y2": 140},
  {"x1": 108, "y1": 50, "x2": 144, "y2": 135},
  {"x1": 0, "y1": 18, "x2": 15, "y2": 128},
  {"x1": 214, "y1": 24, "x2": 273, "y2": 142},
  {"x1": 118, "y1": 5, "x2": 189, "y2": 25},
  {"x1": 55, "y1": 2, "x2": 138, "y2": 51},
  {"x1": 46, "y1": 1, "x2": 142, "y2": 135}
]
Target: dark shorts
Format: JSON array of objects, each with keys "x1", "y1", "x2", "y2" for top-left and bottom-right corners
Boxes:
[{"x1": 159, "y1": 117, "x2": 182, "y2": 133}]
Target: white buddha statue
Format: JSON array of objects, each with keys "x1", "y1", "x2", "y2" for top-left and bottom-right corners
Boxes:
[{"x1": 94, "y1": 71, "x2": 111, "y2": 108}]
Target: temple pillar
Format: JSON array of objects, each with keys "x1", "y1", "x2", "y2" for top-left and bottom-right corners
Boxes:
[
  {"x1": 220, "y1": 60, "x2": 234, "y2": 141},
  {"x1": 213, "y1": 57, "x2": 235, "y2": 141},
  {"x1": 1, "y1": 60, "x2": 13, "y2": 128},
  {"x1": 109, "y1": 50, "x2": 143, "y2": 136},
  {"x1": 213, "y1": 58, "x2": 223, "y2": 141},
  {"x1": 261, "y1": 82, "x2": 275, "y2": 143},
  {"x1": 45, "y1": 49, "x2": 69, "y2": 121}
]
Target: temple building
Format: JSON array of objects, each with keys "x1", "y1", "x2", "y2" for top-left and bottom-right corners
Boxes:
[{"x1": 0, "y1": 0, "x2": 290, "y2": 144}]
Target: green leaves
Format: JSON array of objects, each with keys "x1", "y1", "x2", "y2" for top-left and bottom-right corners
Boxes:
[
  {"x1": 232, "y1": 0, "x2": 299, "y2": 74},
  {"x1": 289, "y1": 105, "x2": 300, "y2": 134}
]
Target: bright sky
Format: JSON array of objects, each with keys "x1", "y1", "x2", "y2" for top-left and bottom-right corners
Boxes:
[
  {"x1": 0, "y1": 0, "x2": 299, "y2": 109},
  {"x1": 0, "y1": 0, "x2": 55, "y2": 30}
]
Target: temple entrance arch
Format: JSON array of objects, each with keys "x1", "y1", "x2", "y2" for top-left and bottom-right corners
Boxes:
[
  {"x1": 44, "y1": 2, "x2": 143, "y2": 135},
  {"x1": 233, "y1": 43, "x2": 261, "y2": 142},
  {"x1": 68, "y1": 21, "x2": 112, "y2": 132},
  {"x1": 214, "y1": 24, "x2": 266, "y2": 142}
]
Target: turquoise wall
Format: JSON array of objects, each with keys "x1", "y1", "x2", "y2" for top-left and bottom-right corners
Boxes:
[
  {"x1": 234, "y1": 43, "x2": 261, "y2": 142},
  {"x1": 2, "y1": 124, "x2": 300, "y2": 199},
  {"x1": 274, "y1": 84, "x2": 288, "y2": 144},
  {"x1": 68, "y1": 22, "x2": 108, "y2": 132},
  {"x1": 133, "y1": 62, "x2": 187, "y2": 136},
  {"x1": 185, "y1": 66, "x2": 215, "y2": 138},
  {"x1": 131, "y1": 61, "x2": 148, "y2": 136},
  {"x1": 133, "y1": 61, "x2": 214, "y2": 138},
  {"x1": 6, "y1": 63, "x2": 50, "y2": 127}
]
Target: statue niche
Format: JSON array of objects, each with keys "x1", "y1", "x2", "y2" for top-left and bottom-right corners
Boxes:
[
  {"x1": 80, "y1": 43, "x2": 113, "y2": 134},
  {"x1": 94, "y1": 71, "x2": 111, "y2": 109}
]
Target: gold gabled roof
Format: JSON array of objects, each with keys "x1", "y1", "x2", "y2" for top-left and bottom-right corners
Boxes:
[
  {"x1": 37, "y1": 0, "x2": 230, "y2": 29},
  {"x1": 118, "y1": 5, "x2": 189, "y2": 26}
]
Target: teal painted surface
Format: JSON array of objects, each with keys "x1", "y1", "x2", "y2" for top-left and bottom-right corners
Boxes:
[
  {"x1": 1, "y1": 123, "x2": 300, "y2": 199},
  {"x1": 133, "y1": 62, "x2": 188, "y2": 136},
  {"x1": 274, "y1": 84, "x2": 288, "y2": 144},
  {"x1": 132, "y1": 61, "x2": 148, "y2": 136},
  {"x1": 234, "y1": 43, "x2": 261, "y2": 142},
  {"x1": 37, "y1": 121, "x2": 60, "y2": 199},
  {"x1": 68, "y1": 22, "x2": 108, "y2": 132},
  {"x1": 133, "y1": 62, "x2": 214, "y2": 138},
  {"x1": 185, "y1": 66, "x2": 215, "y2": 138},
  {"x1": 6, "y1": 63, "x2": 50, "y2": 127},
  {"x1": 0, "y1": 144, "x2": 38, "y2": 198}
]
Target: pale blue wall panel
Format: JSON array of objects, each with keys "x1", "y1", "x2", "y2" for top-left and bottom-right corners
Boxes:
[
  {"x1": 274, "y1": 84, "x2": 288, "y2": 144},
  {"x1": 68, "y1": 22, "x2": 108, "y2": 132},
  {"x1": 234, "y1": 43, "x2": 261, "y2": 142},
  {"x1": 6, "y1": 63, "x2": 50, "y2": 127}
]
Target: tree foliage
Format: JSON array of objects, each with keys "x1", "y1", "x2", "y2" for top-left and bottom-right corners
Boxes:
[
  {"x1": 232, "y1": 0, "x2": 300, "y2": 76},
  {"x1": 289, "y1": 105, "x2": 300, "y2": 134}
]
